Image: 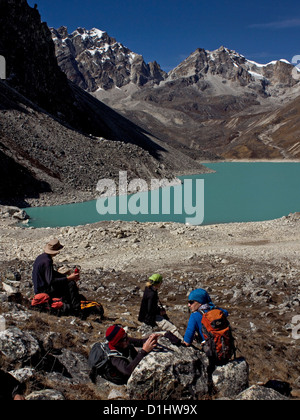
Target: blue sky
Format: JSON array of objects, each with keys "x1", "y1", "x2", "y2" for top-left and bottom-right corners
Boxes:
[{"x1": 28, "y1": 0, "x2": 300, "y2": 72}]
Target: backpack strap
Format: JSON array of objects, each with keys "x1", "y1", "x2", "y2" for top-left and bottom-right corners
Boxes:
[
  {"x1": 198, "y1": 303, "x2": 215, "y2": 315},
  {"x1": 103, "y1": 342, "x2": 130, "y2": 361}
]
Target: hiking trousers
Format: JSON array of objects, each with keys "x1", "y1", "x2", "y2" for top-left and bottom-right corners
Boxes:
[
  {"x1": 155, "y1": 315, "x2": 183, "y2": 340},
  {"x1": 50, "y1": 279, "x2": 82, "y2": 312},
  {"x1": 140, "y1": 316, "x2": 183, "y2": 340}
]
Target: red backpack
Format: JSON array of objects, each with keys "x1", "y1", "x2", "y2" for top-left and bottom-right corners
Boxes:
[
  {"x1": 31, "y1": 293, "x2": 64, "y2": 312},
  {"x1": 201, "y1": 309, "x2": 236, "y2": 365}
]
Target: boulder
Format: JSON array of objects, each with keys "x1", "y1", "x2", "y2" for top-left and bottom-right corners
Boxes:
[
  {"x1": 236, "y1": 385, "x2": 289, "y2": 400},
  {"x1": 2, "y1": 280, "x2": 20, "y2": 294},
  {"x1": 55, "y1": 349, "x2": 91, "y2": 384},
  {"x1": 9, "y1": 367, "x2": 36, "y2": 383},
  {"x1": 26, "y1": 389, "x2": 65, "y2": 400},
  {"x1": 1, "y1": 271, "x2": 23, "y2": 303},
  {"x1": 12, "y1": 209, "x2": 29, "y2": 221},
  {"x1": 212, "y1": 358, "x2": 249, "y2": 398},
  {"x1": 127, "y1": 336, "x2": 209, "y2": 400},
  {"x1": 0, "y1": 206, "x2": 28, "y2": 219},
  {"x1": 0, "y1": 327, "x2": 40, "y2": 364}
]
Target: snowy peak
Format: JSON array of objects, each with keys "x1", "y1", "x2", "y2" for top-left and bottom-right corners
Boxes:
[
  {"x1": 51, "y1": 26, "x2": 299, "y2": 98},
  {"x1": 55, "y1": 26, "x2": 127, "y2": 59},
  {"x1": 51, "y1": 26, "x2": 167, "y2": 91},
  {"x1": 167, "y1": 46, "x2": 298, "y2": 96}
]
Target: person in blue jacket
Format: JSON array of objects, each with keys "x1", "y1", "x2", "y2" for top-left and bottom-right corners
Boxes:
[{"x1": 183, "y1": 288, "x2": 228, "y2": 347}]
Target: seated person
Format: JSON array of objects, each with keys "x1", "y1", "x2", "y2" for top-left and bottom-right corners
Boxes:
[
  {"x1": 32, "y1": 238, "x2": 82, "y2": 315},
  {"x1": 183, "y1": 288, "x2": 228, "y2": 346},
  {"x1": 138, "y1": 274, "x2": 182, "y2": 339},
  {"x1": 90, "y1": 325, "x2": 159, "y2": 385}
]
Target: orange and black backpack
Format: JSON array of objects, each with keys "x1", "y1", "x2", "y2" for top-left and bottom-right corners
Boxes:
[
  {"x1": 201, "y1": 309, "x2": 236, "y2": 366},
  {"x1": 80, "y1": 300, "x2": 104, "y2": 320}
]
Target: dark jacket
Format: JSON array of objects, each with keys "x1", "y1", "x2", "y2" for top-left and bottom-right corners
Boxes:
[
  {"x1": 138, "y1": 286, "x2": 161, "y2": 327},
  {"x1": 32, "y1": 253, "x2": 68, "y2": 295},
  {"x1": 104, "y1": 338, "x2": 147, "y2": 385},
  {"x1": 0, "y1": 369, "x2": 25, "y2": 400}
]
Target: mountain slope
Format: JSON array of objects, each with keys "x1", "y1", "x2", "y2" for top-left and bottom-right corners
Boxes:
[
  {"x1": 221, "y1": 94, "x2": 300, "y2": 159},
  {"x1": 0, "y1": 0, "x2": 208, "y2": 205},
  {"x1": 93, "y1": 46, "x2": 300, "y2": 159},
  {"x1": 51, "y1": 23, "x2": 300, "y2": 160},
  {"x1": 0, "y1": 0, "x2": 164, "y2": 148},
  {"x1": 52, "y1": 26, "x2": 300, "y2": 159}
]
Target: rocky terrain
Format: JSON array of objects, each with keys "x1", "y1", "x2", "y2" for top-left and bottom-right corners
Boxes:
[
  {"x1": 0, "y1": 206, "x2": 300, "y2": 399},
  {"x1": 0, "y1": 79, "x2": 209, "y2": 207}
]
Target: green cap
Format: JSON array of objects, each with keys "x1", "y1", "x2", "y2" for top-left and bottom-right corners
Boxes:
[{"x1": 149, "y1": 274, "x2": 163, "y2": 284}]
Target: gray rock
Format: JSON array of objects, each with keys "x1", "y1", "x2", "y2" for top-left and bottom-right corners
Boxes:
[
  {"x1": 212, "y1": 358, "x2": 249, "y2": 398},
  {"x1": 0, "y1": 327, "x2": 40, "y2": 364},
  {"x1": 12, "y1": 210, "x2": 29, "y2": 220},
  {"x1": 26, "y1": 389, "x2": 65, "y2": 400},
  {"x1": 127, "y1": 336, "x2": 209, "y2": 400},
  {"x1": 2, "y1": 280, "x2": 21, "y2": 294},
  {"x1": 9, "y1": 367, "x2": 35, "y2": 383},
  {"x1": 55, "y1": 349, "x2": 90, "y2": 384},
  {"x1": 235, "y1": 385, "x2": 289, "y2": 400}
]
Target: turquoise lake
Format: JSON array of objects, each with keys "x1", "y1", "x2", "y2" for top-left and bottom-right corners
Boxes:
[{"x1": 24, "y1": 162, "x2": 300, "y2": 228}]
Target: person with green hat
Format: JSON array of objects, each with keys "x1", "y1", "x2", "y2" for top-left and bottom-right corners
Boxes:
[{"x1": 138, "y1": 274, "x2": 182, "y2": 340}]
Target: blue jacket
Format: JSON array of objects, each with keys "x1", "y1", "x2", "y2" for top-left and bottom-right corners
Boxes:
[{"x1": 183, "y1": 305, "x2": 229, "y2": 344}]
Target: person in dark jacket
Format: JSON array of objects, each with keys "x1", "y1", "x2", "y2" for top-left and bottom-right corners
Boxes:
[
  {"x1": 138, "y1": 274, "x2": 182, "y2": 339},
  {"x1": 102, "y1": 325, "x2": 159, "y2": 385},
  {"x1": 138, "y1": 274, "x2": 163, "y2": 327},
  {"x1": 0, "y1": 369, "x2": 25, "y2": 400},
  {"x1": 32, "y1": 238, "x2": 82, "y2": 314}
]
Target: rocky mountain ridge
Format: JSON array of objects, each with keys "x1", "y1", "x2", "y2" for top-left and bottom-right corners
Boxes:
[
  {"x1": 51, "y1": 26, "x2": 300, "y2": 160},
  {"x1": 51, "y1": 27, "x2": 299, "y2": 100},
  {"x1": 167, "y1": 46, "x2": 299, "y2": 99},
  {"x1": 51, "y1": 26, "x2": 167, "y2": 92}
]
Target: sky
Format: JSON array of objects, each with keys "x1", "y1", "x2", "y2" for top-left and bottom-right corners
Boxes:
[{"x1": 27, "y1": 0, "x2": 300, "y2": 72}]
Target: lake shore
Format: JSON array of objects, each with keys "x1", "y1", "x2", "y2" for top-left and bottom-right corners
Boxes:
[
  {"x1": 20, "y1": 159, "x2": 300, "y2": 209},
  {"x1": 201, "y1": 159, "x2": 300, "y2": 163},
  {"x1": 1, "y1": 160, "x2": 300, "y2": 395},
  {"x1": 21, "y1": 168, "x2": 208, "y2": 209},
  {"x1": 22, "y1": 161, "x2": 300, "y2": 228}
]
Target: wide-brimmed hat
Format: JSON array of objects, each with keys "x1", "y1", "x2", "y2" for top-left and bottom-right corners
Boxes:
[{"x1": 44, "y1": 238, "x2": 64, "y2": 255}]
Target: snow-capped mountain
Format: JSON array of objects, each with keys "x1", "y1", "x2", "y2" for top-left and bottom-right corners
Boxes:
[
  {"x1": 167, "y1": 46, "x2": 298, "y2": 98},
  {"x1": 51, "y1": 27, "x2": 299, "y2": 99},
  {"x1": 51, "y1": 26, "x2": 300, "y2": 160},
  {"x1": 51, "y1": 26, "x2": 167, "y2": 91}
]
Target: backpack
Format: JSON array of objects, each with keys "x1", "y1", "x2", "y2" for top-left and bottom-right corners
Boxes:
[
  {"x1": 80, "y1": 300, "x2": 104, "y2": 320},
  {"x1": 88, "y1": 342, "x2": 129, "y2": 385},
  {"x1": 31, "y1": 293, "x2": 67, "y2": 315},
  {"x1": 31, "y1": 293, "x2": 51, "y2": 312},
  {"x1": 201, "y1": 309, "x2": 236, "y2": 366}
]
